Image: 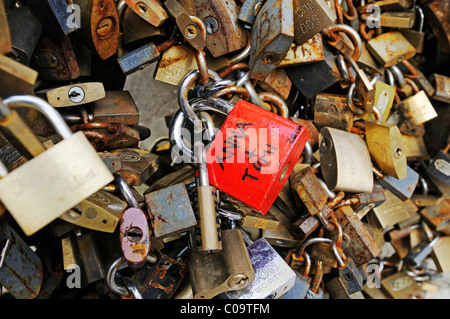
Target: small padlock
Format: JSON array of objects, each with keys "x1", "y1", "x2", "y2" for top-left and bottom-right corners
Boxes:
[
  {"x1": 145, "y1": 182, "x2": 198, "y2": 239},
  {"x1": 278, "y1": 33, "x2": 325, "y2": 67},
  {"x1": 115, "y1": 173, "x2": 151, "y2": 266},
  {"x1": 248, "y1": 0, "x2": 294, "y2": 81},
  {"x1": 238, "y1": 0, "x2": 265, "y2": 25},
  {"x1": 0, "y1": 96, "x2": 114, "y2": 236},
  {"x1": 380, "y1": 271, "x2": 422, "y2": 299},
  {"x1": 36, "y1": 82, "x2": 106, "y2": 108},
  {"x1": 430, "y1": 73, "x2": 450, "y2": 104},
  {"x1": 91, "y1": 91, "x2": 140, "y2": 125},
  {"x1": 314, "y1": 93, "x2": 354, "y2": 132},
  {"x1": 375, "y1": 165, "x2": 420, "y2": 200},
  {"x1": 379, "y1": 10, "x2": 417, "y2": 28}
]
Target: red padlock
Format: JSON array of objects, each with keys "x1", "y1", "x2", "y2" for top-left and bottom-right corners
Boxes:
[{"x1": 206, "y1": 99, "x2": 309, "y2": 214}]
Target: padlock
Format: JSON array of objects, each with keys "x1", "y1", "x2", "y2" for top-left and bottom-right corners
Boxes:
[
  {"x1": 282, "y1": 251, "x2": 312, "y2": 299},
  {"x1": 365, "y1": 120, "x2": 407, "y2": 180},
  {"x1": 419, "y1": 198, "x2": 450, "y2": 235},
  {"x1": 397, "y1": 90, "x2": 438, "y2": 131},
  {"x1": 154, "y1": 44, "x2": 199, "y2": 87},
  {"x1": 36, "y1": 82, "x2": 106, "y2": 108},
  {"x1": 206, "y1": 99, "x2": 309, "y2": 214},
  {"x1": 424, "y1": 0, "x2": 450, "y2": 53},
  {"x1": 238, "y1": 0, "x2": 265, "y2": 25},
  {"x1": 262, "y1": 228, "x2": 302, "y2": 248},
  {"x1": 375, "y1": 165, "x2": 420, "y2": 200},
  {"x1": 399, "y1": 6, "x2": 426, "y2": 53},
  {"x1": 371, "y1": 190, "x2": 420, "y2": 229},
  {"x1": 6, "y1": 5, "x2": 42, "y2": 65},
  {"x1": 130, "y1": 251, "x2": 187, "y2": 298},
  {"x1": 109, "y1": 148, "x2": 159, "y2": 186},
  {"x1": 30, "y1": 0, "x2": 78, "y2": 36},
  {"x1": 114, "y1": 173, "x2": 151, "y2": 266},
  {"x1": 225, "y1": 235, "x2": 295, "y2": 299},
  {"x1": 334, "y1": 189, "x2": 386, "y2": 213},
  {"x1": 305, "y1": 260, "x2": 329, "y2": 299},
  {"x1": 73, "y1": 0, "x2": 120, "y2": 60},
  {"x1": 345, "y1": 55, "x2": 376, "y2": 114},
  {"x1": 189, "y1": 228, "x2": 255, "y2": 299},
  {"x1": 122, "y1": 6, "x2": 166, "y2": 45},
  {"x1": 401, "y1": 134, "x2": 430, "y2": 161},
  {"x1": 0, "y1": 96, "x2": 114, "y2": 236},
  {"x1": 31, "y1": 34, "x2": 81, "y2": 82},
  {"x1": 278, "y1": 33, "x2": 324, "y2": 67},
  {"x1": 430, "y1": 73, "x2": 450, "y2": 104},
  {"x1": 62, "y1": 227, "x2": 122, "y2": 287},
  {"x1": 194, "y1": 0, "x2": 248, "y2": 58},
  {"x1": 285, "y1": 44, "x2": 341, "y2": 99},
  {"x1": 0, "y1": 0, "x2": 11, "y2": 55},
  {"x1": 91, "y1": 91, "x2": 140, "y2": 125},
  {"x1": 0, "y1": 99, "x2": 46, "y2": 160},
  {"x1": 333, "y1": 205, "x2": 382, "y2": 267},
  {"x1": 290, "y1": 165, "x2": 330, "y2": 216},
  {"x1": 292, "y1": 0, "x2": 336, "y2": 47},
  {"x1": 117, "y1": 38, "x2": 176, "y2": 75},
  {"x1": 145, "y1": 182, "x2": 197, "y2": 239},
  {"x1": 379, "y1": 10, "x2": 416, "y2": 28},
  {"x1": 367, "y1": 31, "x2": 416, "y2": 67},
  {"x1": 357, "y1": 42, "x2": 385, "y2": 76},
  {"x1": 248, "y1": 0, "x2": 294, "y2": 81},
  {"x1": 0, "y1": 223, "x2": 43, "y2": 298},
  {"x1": 381, "y1": 271, "x2": 422, "y2": 299},
  {"x1": 319, "y1": 127, "x2": 373, "y2": 193},
  {"x1": 400, "y1": 60, "x2": 435, "y2": 98},
  {"x1": 425, "y1": 147, "x2": 450, "y2": 186},
  {"x1": 431, "y1": 236, "x2": 450, "y2": 273},
  {"x1": 364, "y1": 80, "x2": 396, "y2": 123},
  {"x1": 405, "y1": 235, "x2": 440, "y2": 267},
  {"x1": 59, "y1": 190, "x2": 127, "y2": 233},
  {"x1": 257, "y1": 68, "x2": 292, "y2": 101},
  {"x1": 164, "y1": 0, "x2": 205, "y2": 51},
  {"x1": 125, "y1": 0, "x2": 168, "y2": 27},
  {"x1": 314, "y1": 93, "x2": 354, "y2": 132}
]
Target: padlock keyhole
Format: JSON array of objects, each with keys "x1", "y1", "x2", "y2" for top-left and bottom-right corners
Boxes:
[{"x1": 127, "y1": 227, "x2": 143, "y2": 243}]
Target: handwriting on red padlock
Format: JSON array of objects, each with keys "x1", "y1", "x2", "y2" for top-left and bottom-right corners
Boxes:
[{"x1": 206, "y1": 100, "x2": 309, "y2": 214}]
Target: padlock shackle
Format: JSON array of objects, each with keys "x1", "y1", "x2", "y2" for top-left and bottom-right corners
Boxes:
[
  {"x1": 322, "y1": 24, "x2": 363, "y2": 61},
  {"x1": 114, "y1": 173, "x2": 139, "y2": 208},
  {"x1": 2, "y1": 95, "x2": 73, "y2": 139}
]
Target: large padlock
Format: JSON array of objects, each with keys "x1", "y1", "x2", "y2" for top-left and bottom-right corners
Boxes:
[
  {"x1": 206, "y1": 99, "x2": 309, "y2": 214},
  {"x1": 0, "y1": 96, "x2": 114, "y2": 236},
  {"x1": 366, "y1": 31, "x2": 416, "y2": 67}
]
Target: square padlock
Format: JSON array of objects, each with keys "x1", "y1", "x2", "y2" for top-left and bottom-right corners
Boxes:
[{"x1": 206, "y1": 99, "x2": 309, "y2": 214}]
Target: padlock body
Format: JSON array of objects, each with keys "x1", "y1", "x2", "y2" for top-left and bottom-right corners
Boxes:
[{"x1": 206, "y1": 100, "x2": 309, "y2": 215}]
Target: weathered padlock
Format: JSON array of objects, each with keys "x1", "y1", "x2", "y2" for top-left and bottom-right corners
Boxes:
[
  {"x1": 367, "y1": 31, "x2": 416, "y2": 67},
  {"x1": 424, "y1": 0, "x2": 450, "y2": 53},
  {"x1": 206, "y1": 99, "x2": 309, "y2": 214},
  {"x1": 59, "y1": 190, "x2": 127, "y2": 233},
  {"x1": 6, "y1": 5, "x2": 42, "y2": 65},
  {"x1": 431, "y1": 236, "x2": 450, "y2": 273},
  {"x1": 292, "y1": 0, "x2": 335, "y2": 46},
  {"x1": 73, "y1": 0, "x2": 120, "y2": 60},
  {"x1": 365, "y1": 119, "x2": 408, "y2": 180},
  {"x1": 0, "y1": 223, "x2": 43, "y2": 298},
  {"x1": 125, "y1": 0, "x2": 168, "y2": 27},
  {"x1": 400, "y1": 6, "x2": 426, "y2": 53},
  {"x1": 314, "y1": 93, "x2": 354, "y2": 132},
  {"x1": 194, "y1": 0, "x2": 248, "y2": 58},
  {"x1": 319, "y1": 127, "x2": 373, "y2": 193},
  {"x1": 306, "y1": 260, "x2": 330, "y2": 299},
  {"x1": 400, "y1": 60, "x2": 436, "y2": 98},
  {"x1": 374, "y1": 165, "x2": 420, "y2": 200},
  {"x1": 145, "y1": 182, "x2": 198, "y2": 239},
  {"x1": 122, "y1": 6, "x2": 166, "y2": 45},
  {"x1": 115, "y1": 173, "x2": 151, "y2": 266},
  {"x1": 278, "y1": 33, "x2": 324, "y2": 67},
  {"x1": 90, "y1": 91, "x2": 139, "y2": 125},
  {"x1": 188, "y1": 228, "x2": 255, "y2": 299},
  {"x1": 430, "y1": 73, "x2": 450, "y2": 104},
  {"x1": 0, "y1": 0, "x2": 11, "y2": 55},
  {"x1": 0, "y1": 54, "x2": 37, "y2": 98},
  {"x1": 282, "y1": 250, "x2": 312, "y2": 299},
  {"x1": 0, "y1": 96, "x2": 114, "y2": 236},
  {"x1": 31, "y1": 34, "x2": 81, "y2": 82},
  {"x1": 380, "y1": 271, "x2": 422, "y2": 299},
  {"x1": 130, "y1": 251, "x2": 187, "y2": 299},
  {"x1": 238, "y1": 0, "x2": 265, "y2": 25},
  {"x1": 248, "y1": 0, "x2": 294, "y2": 81},
  {"x1": 379, "y1": 10, "x2": 417, "y2": 28},
  {"x1": 109, "y1": 148, "x2": 159, "y2": 186},
  {"x1": 425, "y1": 147, "x2": 450, "y2": 186}
]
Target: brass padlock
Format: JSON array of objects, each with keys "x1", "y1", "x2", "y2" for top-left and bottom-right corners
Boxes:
[
  {"x1": 0, "y1": 0, "x2": 11, "y2": 55},
  {"x1": 365, "y1": 120, "x2": 407, "y2": 180},
  {"x1": 396, "y1": 91, "x2": 438, "y2": 130},
  {"x1": 381, "y1": 272, "x2": 422, "y2": 299},
  {"x1": 430, "y1": 73, "x2": 450, "y2": 104},
  {"x1": 36, "y1": 83, "x2": 106, "y2": 108},
  {"x1": 314, "y1": 93, "x2": 354, "y2": 132},
  {"x1": 278, "y1": 33, "x2": 324, "y2": 67},
  {"x1": 379, "y1": 10, "x2": 416, "y2": 29},
  {"x1": 125, "y1": 0, "x2": 168, "y2": 27},
  {"x1": 257, "y1": 68, "x2": 292, "y2": 101},
  {"x1": 367, "y1": 31, "x2": 416, "y2": 67},
  {"x1": 431, "y1": 236, "x2": 450, "y2": 273},
  {"x1": 122, "y1": 6, "x2": 166, "y2": 45}
]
